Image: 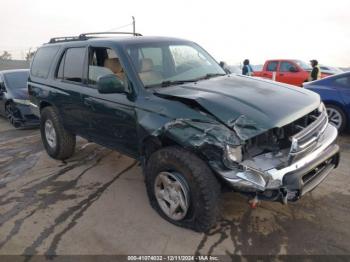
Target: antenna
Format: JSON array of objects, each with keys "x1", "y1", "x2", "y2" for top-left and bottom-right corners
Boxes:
[{"x1": 132, "y1": 16, "x2": 135, "y2": 35}]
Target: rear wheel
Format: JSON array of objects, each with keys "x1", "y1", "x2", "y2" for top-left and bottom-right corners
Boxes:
[
  {"x1": 326, "y1": 104, "x2": 346, "y2": 132},
  {"x1": 5, "y1": 102, "x2": 22, "y2": 128},
  {"x1": 145, "y1": 146, "x2": 221, "y2": 232},
  {"x1": 40, "y1": 107, "x2": 76, "y2": 160}
]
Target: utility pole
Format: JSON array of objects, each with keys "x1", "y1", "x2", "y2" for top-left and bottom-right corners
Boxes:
[{"x1": 132, "y1": 16, "x2": 135, "y2": 35}]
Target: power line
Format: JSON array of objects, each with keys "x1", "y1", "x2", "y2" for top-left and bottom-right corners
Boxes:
[{"x1": 106, "y1": 22, "x2": 132, "y2": 32}]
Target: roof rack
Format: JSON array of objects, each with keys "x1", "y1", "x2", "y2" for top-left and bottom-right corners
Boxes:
[
  {"x1": 79, "y1": 31, "x2": 142, "y2": 38},
  {"x1": 49, "y1": 36, "x2": 83, "y2": 43},
  {"x1": 48, "y1": 31, "x2": 142, "y2": 44}
]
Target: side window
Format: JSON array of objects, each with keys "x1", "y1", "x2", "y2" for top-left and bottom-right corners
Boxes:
[
  {"x1": 88, "y1": 47, "x2": 125, "y2": 86},
  {"x1": 61, "y1": 48, "x2": 86, "y2": 83},
  {"x1": 266, "y1": 61, "x2": 278, "y2": 72},
  {"x1": 280, "y1": 62, "x2": 295, "y2": 72},
  {"x1": 334, "y1": 76, "x2": 350, "y2": 88},
  {"x1": 31, "y1": 46, "x2": 60, "y2": 78}
]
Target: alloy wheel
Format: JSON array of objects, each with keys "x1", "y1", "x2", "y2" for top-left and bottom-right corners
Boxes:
[
  {"x1": 45, "y1": 119, "x2": 57, "y2": 148},
  {"x1": 326, "y1": 107, "x2": 342, "y2": 130},
  {"x1": 5, "y1": 104, "x2": 21, "y2": 128},
  {"x1": 154, "y1": 171, "x2": 190, "y2": 221}
]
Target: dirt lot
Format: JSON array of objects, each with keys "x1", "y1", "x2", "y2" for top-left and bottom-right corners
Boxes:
[{"x1": 0, "y1": 116, "x2": 349, "y2": 256}]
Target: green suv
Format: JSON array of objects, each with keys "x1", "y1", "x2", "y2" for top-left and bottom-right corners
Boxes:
[{"x1": 28, "y1": 32, "x2": 340, "y2": 232}]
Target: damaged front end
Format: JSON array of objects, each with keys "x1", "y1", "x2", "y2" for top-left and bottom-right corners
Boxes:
[
  {"x1": 215, "y1": 103, "x2": 340, "y2": 204},
  {"x1": 145, "y1": 85, "x2": 339, "y2": 205}
]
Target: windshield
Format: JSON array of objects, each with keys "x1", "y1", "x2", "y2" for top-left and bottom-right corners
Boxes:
[
  {"x1": 4, "y1": 71, "x2": 29, "y2": 89},
  {"x1": 125, "y1": 42, "x2": 226, "y2": 87},
  {"x1": 294, "y1": 60, "x2": 312, "y2": 70}
]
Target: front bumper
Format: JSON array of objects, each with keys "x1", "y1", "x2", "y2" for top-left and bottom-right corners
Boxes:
[
  {"x1": 13, "y1": 103, "x2": 40, "y2": 127},
  {"x1": 218, "y1": 124, "x2": 339, "y2": 202}
]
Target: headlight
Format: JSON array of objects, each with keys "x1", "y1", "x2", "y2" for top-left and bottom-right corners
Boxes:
[
  {"x1": 13, "y1": 99, "x2": 31, "y2": 105},
  {"x1": 223, "y1": 145, "x2": 242, "y2": 168},
  {"x1": 318, "y1": 102, "x2": 325, "y2": 113}
]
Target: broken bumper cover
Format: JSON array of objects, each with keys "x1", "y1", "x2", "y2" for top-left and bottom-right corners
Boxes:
[
  {"x1": 217, "y1": 124, "x2": 339, "y2": 202},
  {"x1": 13, "y1": 104, "x2": 40, "y2": 127}
]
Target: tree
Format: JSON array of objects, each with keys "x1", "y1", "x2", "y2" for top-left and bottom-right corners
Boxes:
[
  {"x1": 0, "y1": 51, "x2": 12, "y2": 60},
  {"x1": 25, "y1": 48, "x2": 36, "y2": 61}
]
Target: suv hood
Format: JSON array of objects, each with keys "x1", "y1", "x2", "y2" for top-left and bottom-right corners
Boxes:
[{"x1": 154, "y1": 75, "x2": 320, "y2": 140}]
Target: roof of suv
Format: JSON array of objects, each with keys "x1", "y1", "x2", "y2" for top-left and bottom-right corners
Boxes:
[{"x1": 44, "y1": 36, "x2": 191, "y2": 47}]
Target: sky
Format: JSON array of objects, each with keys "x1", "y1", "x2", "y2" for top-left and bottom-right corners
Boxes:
[{"x1": 0, "y1": 0, "x2": 350, "y2": 67}]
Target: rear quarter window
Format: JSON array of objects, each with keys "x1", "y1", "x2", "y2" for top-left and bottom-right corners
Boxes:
[{"x1": 31, "y1": 46, "x2": 60, "y2": 78}]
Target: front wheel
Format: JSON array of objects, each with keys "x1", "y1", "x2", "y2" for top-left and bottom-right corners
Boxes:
[
  {"x1": 40, "y1": 107, "x2": 76, "y2": 160},
  {"x1": 145, "y1": 146, "x2": 221, "y2": 232},
  {"x1": 326, "y1": 104, "x2": 347, "y2": 132},
  {"x1": 5, "y1": 102, "x2": 22, "y2": 128}
]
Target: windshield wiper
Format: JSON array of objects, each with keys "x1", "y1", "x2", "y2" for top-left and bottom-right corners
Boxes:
[
  {"x1": 145, "y1": 79, "x2": 197, "y2": 89},
  {"x1": 161, "y1": 79, "x2": 198, "y2": 87},
  {"x1": 145, "y1": 74, "x2": 226, "y2": 89},
  {"x1": 196, "y1": 73, "x2": 226, "y2": 81}
]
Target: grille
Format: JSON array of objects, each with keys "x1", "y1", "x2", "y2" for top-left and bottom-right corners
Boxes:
[{"x1": 288, "y1": 107, "x2": 328, "y2": 163}]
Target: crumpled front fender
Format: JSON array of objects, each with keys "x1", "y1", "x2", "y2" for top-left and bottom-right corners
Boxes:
[{"x1": 137, "y1": 108, "x2": 241, "y2": 168}]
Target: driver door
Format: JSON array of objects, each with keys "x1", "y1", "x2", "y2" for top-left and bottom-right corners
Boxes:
[
  {"x1": 81, "y1": 46, "x2": 138, "y2": 157},
  {"x1": 277, "y1": 61, "x2": 300, "y2": 86}
]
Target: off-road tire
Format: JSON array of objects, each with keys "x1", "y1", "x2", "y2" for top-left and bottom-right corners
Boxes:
[
  {"x1": 145, "y1": 146, "x2": 221, "y2": 232},
  {"x1": 40, "y1": 107, "x2": 76, "y2": 160}
]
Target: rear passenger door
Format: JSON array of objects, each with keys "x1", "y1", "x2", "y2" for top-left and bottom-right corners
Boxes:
[{"x1": 54, "y1": 47, "x2": 91, "y2": 137}]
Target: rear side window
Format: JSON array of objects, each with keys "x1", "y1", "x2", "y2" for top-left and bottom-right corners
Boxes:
[
  {"x1": 266, "y1": 61, "x2": 278, "y2": 72},
  {"x1": 31, "y1": 46, "x2": 60, "y2": 78},
  {"x1": 57, "y1": 47, "x2": 86, "y2": 83}
]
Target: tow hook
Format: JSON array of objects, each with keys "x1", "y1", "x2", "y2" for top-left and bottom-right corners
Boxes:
[
  {"x1": 281, "y1": 188, "x2": 288, "y2": 205},
  {"x1": 248, "y1": 195, "x2": 260, "y2": 209}
]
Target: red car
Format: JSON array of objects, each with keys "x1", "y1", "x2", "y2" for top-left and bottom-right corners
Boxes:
[{"x1": 253, "y1": 59, "x2": 332, "y2": 87}]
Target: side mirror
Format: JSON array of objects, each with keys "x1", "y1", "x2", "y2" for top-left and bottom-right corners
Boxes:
[
  {"x1": 289, "y1": 66, "x2": 298, "y2": 73},
  {"x1": 97, "y1": 74, "x2": 126, "y2": 94}
]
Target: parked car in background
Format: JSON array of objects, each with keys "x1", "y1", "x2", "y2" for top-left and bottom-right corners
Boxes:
[
  {"x1": 227, "y1": 64, "x2": 262, "y2": 75},
  {"x1": 304, "y1": 71, "x2": 350, "y2": 132},
  {"x1": 227, "y1": 65, "x2": 242, "y2": 74},
  {"x1": 0, "y1": 69, "x2": 39, "y2": 128},
  {"x1": 319, "y1": 65, "x2": 344, "y2": 76},
  {"x1": 251, "y1": 64, "x2": 263, "y2": 72},
  {"x1": 28, "y1": 33, "x2": 339, "y2": 232},
  {"x1": 253, "y1": 59, "x2": 332, "y2": 87}
]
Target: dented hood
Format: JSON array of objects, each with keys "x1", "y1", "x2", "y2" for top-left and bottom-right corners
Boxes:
[{"x1": 154, "y1": 75, "x2": 320, "y2": 140}]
